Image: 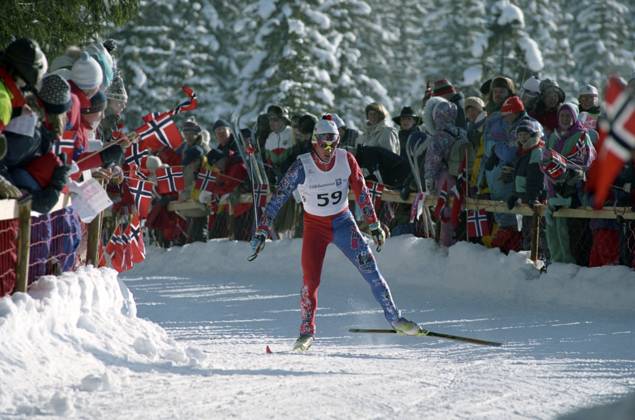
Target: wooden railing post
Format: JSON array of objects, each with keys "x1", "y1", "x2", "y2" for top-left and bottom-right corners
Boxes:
[
  {"x1": 530, "y1": 210, "x2": 540, "y2": 263},
  {"x1": 86, "y1": 211, "x2": 102, "y2": 266},
  {"x1": 15, "y1": 196, "x2": 32, "y2": 293}
]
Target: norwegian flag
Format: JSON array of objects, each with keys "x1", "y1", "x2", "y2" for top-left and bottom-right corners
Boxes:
[
  {"x1": 127, "y1": 163, "x2": 149, "y2": 181},
  {"x1": 106, "y1": 224, "x2": 133, "y2": 273},
  {"x1": 155, "y1": 165, "x2": 185, "y2": 194},
  {"x1": 54, "y1": 131, "x2": 77, "y2": 163},
  {"x1": 252, "y1": 183, "x2": 269, "y2": 213},
  {"x1": 587, "y1": 76, "x2": 635, "y2": 208},
  {"x1": 125, "y1": 214, "x2": 145, "y2": 264},
  {"x1": 127, "y1": 177, "x2": 154, "y2": 218},
  {"x1": 133, "y1": 86, "x2": 198, "y2": 152},
  {"x1": 450, "y1": 157, "x2": 468, "y2": 227},
  {"x1": 366, "y1": 180, "x2": 385, "y2": 209},
  {"x1": 467, "y1": 209, "x2": 491, "y2": 238},
  {"x1": 541, "y1": 149, "x2": 569, "y2": 182},
  {"x1": 124, "y1": 142, "x2": 151, "y2": 168},
  {"x1": 195, "y1": 169, "x2": 217, "y2": 192},
  {"x1": 135, "y1": 111, "x2": 183, "y2": 151},
  {"x1": 434, "y1": 180, "x2": 449, "y2": 222}
]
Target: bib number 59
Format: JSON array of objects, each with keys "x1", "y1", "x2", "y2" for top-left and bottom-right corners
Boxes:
[{"x1": 317, "y1": 191, "x2": 343, "y2": 207}]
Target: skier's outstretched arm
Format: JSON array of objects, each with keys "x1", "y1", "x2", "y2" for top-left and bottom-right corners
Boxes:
[
  {"x1": 250, "y1": 159, "x2": 305, "y2": 254},
  {"x1": 346, "y1": 152, "x2": 386, "y2": 250}
]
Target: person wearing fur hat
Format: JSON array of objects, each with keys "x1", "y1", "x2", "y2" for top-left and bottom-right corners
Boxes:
[
  {"x1": 251, "y1": 115, "x2": 428, "y2": 351},
  {"x1": 543, "y1": 102, "x2": 596, "y2": 264},
  {"x1": 530, "y1": 79, "x2": 565, "y2": 137},
  {"x1": 431, "y1": 79, "x2": 466, "y2": 129},
  {"x1": 356, "y1": 102, "x2": 400, "y2": 155},
  {"x1": 484, "y1": 76, "x2": 515, "y2": 114}
]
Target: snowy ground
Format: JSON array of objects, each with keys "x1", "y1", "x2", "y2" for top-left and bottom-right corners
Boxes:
[{"x1": 1, "y1": 236, "x2": 634, "y2": 419}]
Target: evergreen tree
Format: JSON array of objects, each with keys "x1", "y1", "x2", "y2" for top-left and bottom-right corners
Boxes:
[
  {"x1": 110, "y1": 0, "x2": 241, "y2": 128},
  {"x1": 1, "y1": 0, "x2": 139, "y2": 56},
  {"x1": 569, "y1": 0, "x2": 635, "y2": 90},
  {"x1": 519, "y1": 0, "x2": 576, "y2": 94},
  {"x1": 472, "y1": 0, "x2": 543, "y2": 86}
]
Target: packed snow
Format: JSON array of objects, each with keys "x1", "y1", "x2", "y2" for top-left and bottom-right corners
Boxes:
[{"x1": 1, "y1": 236, "x2": 634, "y2": 419}]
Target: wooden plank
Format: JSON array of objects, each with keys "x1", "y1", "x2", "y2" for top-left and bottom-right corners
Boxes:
[
  {"x1": 15, "y1": 197, "x2": 32, "y2": 293},
  {"x1": 0, "y1": 194, "x2": 72, "y2": 221}
]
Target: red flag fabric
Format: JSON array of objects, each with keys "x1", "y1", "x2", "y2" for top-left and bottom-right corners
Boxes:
[
  {"x1": 587, "y1": 76, "x2": 635, "y2": 208},
  {"x1": 467, "y1": 209, "x2": 491, "y2": 238},
  {"x1": 106, "y1": 224, "x2": 133, "y2": 273},
  {"x1": 54, "y1": 130, "x2": 77, "y2": 163},
  {"x1": 125, "y1": 214, "x2": 146, "y2": 264},
  {"x1": 409, "y1": 192, "x2": 425, "y2": 223},
  {"x1": 155, "y1": 165, "x2": 185, "y2": 194},
  {"x1": 366, "y1": 180, "x2": 385, "y2": 210},
  {"x1": 124, "y1": 142, "x2": 151, "y2": 168},
  {"x1": 253, "y1": 183, "x2": 269, "y2": 210},
  {"x1": 434, "y1": 180, "x2": 449, "y2": 222},
  {"x1": 541, "y1": 149, "x2": 569, "y2": 182},
  {"x1": 135, "y1": 111, "x2": 183, "y2": 151},
  {"x1": 450, "y1": 157, "x2": 467, "y2": 227},
  {"x1": 127, "y1": 177, "x2": 154, "y2": 218},
  {"x1": 195, "y1": 169, "x2": 217, "y2": 193}
]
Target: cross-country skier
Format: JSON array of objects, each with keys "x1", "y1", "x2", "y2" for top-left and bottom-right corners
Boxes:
[{"x1": 251, "y1": 115, "x2": 427, "y2": 351}]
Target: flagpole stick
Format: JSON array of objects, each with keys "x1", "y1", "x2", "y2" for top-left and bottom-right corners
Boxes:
[{"x1": 76, "y1": 133, "x2": 136, "y2": 165}]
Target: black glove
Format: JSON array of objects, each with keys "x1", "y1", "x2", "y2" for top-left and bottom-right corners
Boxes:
[
  {"x1": 506, "y1": 195, "x2": 519, "y2": 210},
  {"x1": 31, "y1": 187, "x2": 61, "y2": 213},
  {"x1": 484, "y1": 150, "x2": 499, "y2": 171},
  {"x1": 499, "y1": 164, "x2": 515, "y2": 183},
  {"x1": 100, "y1": 145, "x2": 124, "y2": 167},
  {"x1": 49, "y1": 164, "x2": 71, "y2": 190}
]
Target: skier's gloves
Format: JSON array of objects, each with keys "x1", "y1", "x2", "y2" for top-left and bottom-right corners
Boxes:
[
  {"x1": 369, "y1": 221, "x2": 386, "y2": 252},
  {"x1": 250, "y1": 226, "x2": 268, "y2": 254}
]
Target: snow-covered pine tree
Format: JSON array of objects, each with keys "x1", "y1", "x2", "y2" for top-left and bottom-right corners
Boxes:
[
  {"x1": 472, "y1": 0, "x2": 543, "y2": 88},
  {"x1": 518, "y1": 0, "x2": 576, "y2": 95},
  {"x1": 233, "y1": 0, "x2": 341, "y2": 124},
  {"x1": 569, "y1": 0, "x2": 635, "y2": 90},
  {"x1": 110, "y1": 0, "x2": 241, "y2": 129},
  {"x1": 322, "y1": 0, "x2": 390, "y2": 129}
]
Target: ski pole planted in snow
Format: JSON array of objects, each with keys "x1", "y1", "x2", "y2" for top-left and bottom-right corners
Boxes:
[{"x1": 349, "y1": 328, "x2": 502, "y2": 347}]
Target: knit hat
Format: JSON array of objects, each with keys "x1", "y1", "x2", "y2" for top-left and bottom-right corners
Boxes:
[
  {"x1": 315, "y1": 117, "x2": 339, "y2": 135},
  {"x1": 392, "y1": 106, "x2": 422, "y2": 126},
  {"x1": 500, "y1": 96, "x2": 525, "y2": 115},
  {"x1": 330, "y1": 113, "x2": 345, "y2": 128},
  {"x1": 38, "y1": 74, "x2": 72, "y2": 114},
  {"x1": 515, "y1": 119, "x2": 541, "y2": 136},
  {"x1": 71, "y1": 52, "x2": 103, "y2": 90},
  {"x1": 182, "y1": 117, "x2": 202, "y2": 134},
  {"x1": 464, "y1": 96, "x2": 485, "y2": 112},
  {"x1": 3, "y1": 38, "x2": 48, "y2": 87},
  {"x1": 579, "y1": 83, "x2": 598, "y2": 97},
  {"x1": 106, "y1": 74, "x2": 127, "y2": 102},
  {"x1": 49, "y1": 46, "x2": 81, "y2": 73},
  {"x1": 521, "y1": 76, "x2": 541, "y2": 96},
  {"x1": 213, "y1": 119, "x2": 231, "y2": 131},
  {"x1": 431, "y1": 79, "x2": 456, "y2": 97},
  {"x1": 86, "y1": 42, "x2": 114, "y2": 89},
  {"x1": 81, "y1": 90, "x2": 107, "y2": 114}
]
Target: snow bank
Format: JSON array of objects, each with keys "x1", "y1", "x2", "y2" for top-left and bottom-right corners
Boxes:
[
  {"x1": 0, "y1": 267, "x2": 203, "y2": 417},
  {"x1": 132, "y1": 236, "x2": 635, "y2": 312}
]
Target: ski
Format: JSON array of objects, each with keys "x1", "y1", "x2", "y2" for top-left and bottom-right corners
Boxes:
[{"x1": 348, "y1": 328, "x2": 502, "y2": 347}]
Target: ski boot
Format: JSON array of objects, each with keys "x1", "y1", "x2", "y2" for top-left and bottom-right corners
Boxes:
[
  {"x1": 392, "y1": 318, "x2": 428, "y2": 336},
  {"x1": 293, "y1": 334, "x2": 314, "y2": 352}
]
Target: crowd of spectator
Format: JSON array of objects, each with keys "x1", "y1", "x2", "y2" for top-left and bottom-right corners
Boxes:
[{"x1": 1, "y1": 36, "x2": 634, "y2": 279}]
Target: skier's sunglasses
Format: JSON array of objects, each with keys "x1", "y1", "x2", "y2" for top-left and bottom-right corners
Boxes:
[{"x1": 315, "y1": 133, "x2": 338, "y2": 149}]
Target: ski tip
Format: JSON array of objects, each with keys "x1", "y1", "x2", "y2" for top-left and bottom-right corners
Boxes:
[{"x1": 265, "y1": 345, "x2": 273, "y2": 354}]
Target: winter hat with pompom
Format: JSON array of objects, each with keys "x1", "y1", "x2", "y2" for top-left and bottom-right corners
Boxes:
[
  {"x1": 71, "y1": 52, "x2": 103, "y2": 90},
  {"x1": 38, "y1": 73, "x2": 72, "y2": 114},
  {"x1": 106, "y1": 74, "x2": 127, "y2": 102}
]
